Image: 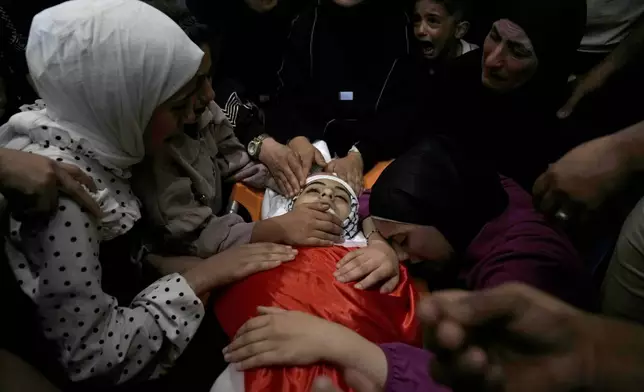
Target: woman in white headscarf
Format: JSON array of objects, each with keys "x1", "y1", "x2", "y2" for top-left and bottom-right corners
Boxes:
[{"x1": 0, "y1": 0, "x2": 295, "y2": 386}]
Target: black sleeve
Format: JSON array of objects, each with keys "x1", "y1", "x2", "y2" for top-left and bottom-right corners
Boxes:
[
  {"x1": 214, "y1": 78, "x2": 266, "y2": 146},
  {"x1": 264, "y1": 9, "x2": 328, "y2": 144},
  {"x1": 354, "y1": 58, "x2": 427, "y2": 171}
]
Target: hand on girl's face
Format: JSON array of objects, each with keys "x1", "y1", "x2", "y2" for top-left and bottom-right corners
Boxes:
[
  {"x1": 223, "y1": 307, "x2": 341, "y2": 370},
  {"x1": 273, "y1": 203, "x2": 343, "y2": 246}
]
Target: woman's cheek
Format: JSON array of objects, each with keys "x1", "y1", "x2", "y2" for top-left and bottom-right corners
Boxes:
[
  {"x1": 507, "y1": 57, "x2": 538, "y2": 83},
  {"x1": 147, "y1": 110, "x2": 180, "y2": 153}
]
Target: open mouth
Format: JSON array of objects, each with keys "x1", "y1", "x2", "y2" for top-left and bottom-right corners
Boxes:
[{"x1": 420, "y1": 42, "x2": 436, "y2": 58}]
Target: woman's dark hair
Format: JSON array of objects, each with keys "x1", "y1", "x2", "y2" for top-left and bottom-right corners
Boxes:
[{"x1": 370, "y1": 136, "x2": 508, "y2": 254}]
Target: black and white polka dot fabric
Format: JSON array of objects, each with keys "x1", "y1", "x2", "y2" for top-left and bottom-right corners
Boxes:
[
  {"x1": 3, "y1": 110, "x2": 204, "y2": 383},
  {"x1": 0, "y1": 0, "x2": 207, "y2": 383},
  {"x1": 6, "y1": 197, "x2": 205, "y2": 383}
]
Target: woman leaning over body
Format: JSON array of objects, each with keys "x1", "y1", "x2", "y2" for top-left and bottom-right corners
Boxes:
[{"x1": 0, "y1": 0, "x2": 294, "y2": 387}]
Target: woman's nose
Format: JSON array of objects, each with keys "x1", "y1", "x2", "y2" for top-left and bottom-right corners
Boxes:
[
  {"x1": 200, "y1": 78, "x2": 215, "y2": 104},
  {"x1": 183, "y1": 96, "x2": 197, "y2": 124},
  {"x1": 485, "y1": 43, "x2": 506, "y2": 68}
]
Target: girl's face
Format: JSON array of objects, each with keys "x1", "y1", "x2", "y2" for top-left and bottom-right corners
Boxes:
[
  {"x1": 373, "y1": 219, "x2": 454, "y2": 266},
  {"x1": 294, "y1": 178, "x2": 352, "y2": 221},
  {"x1": 482, "y1": 19, "x2": 539, "y2": 93},
  {"x1": 143, "y1": 53, "x2": 210, "y2": 155}
]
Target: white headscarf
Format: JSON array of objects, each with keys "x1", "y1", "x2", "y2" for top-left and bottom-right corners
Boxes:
[
  {"x1": 0, "y1": 0, "x2": 204, "y2": 239},
  {"x1": 1, "y1": 0, "x2": 203, "y2": 173}
]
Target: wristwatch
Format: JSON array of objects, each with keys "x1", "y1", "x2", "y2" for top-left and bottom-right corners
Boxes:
[{"x1": 248, "y1": 134, "x2": 270, "y2": 160}]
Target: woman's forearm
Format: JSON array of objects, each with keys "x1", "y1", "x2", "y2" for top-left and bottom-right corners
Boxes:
[
  {"x1": 613, "y1": 120, "x2": 644, "y2": 173},
  {"x1": 147, "y1": 254, "x2": 216, "y2": 296},
  {"x1": 147, "y1": 254, "x2": 203, "y2": 276},
  {"x1": 324, "y1": 326, "x2": 388, "y2": 389},
  {"x1": 250, "y1": 218, "x2": 285, "y2": 244},
  {"x1": 596, "y1": 15, "x2": 644, "y2": 78}
]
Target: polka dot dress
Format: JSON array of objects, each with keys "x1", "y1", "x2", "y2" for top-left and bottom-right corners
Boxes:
[{"x1": 6, "y1": 199, "x2": 205, "y2": 384}]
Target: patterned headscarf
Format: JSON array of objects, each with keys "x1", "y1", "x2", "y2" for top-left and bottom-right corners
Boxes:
[{"x1": 288, "y1": 174, "x2": 360, "y2": 240}]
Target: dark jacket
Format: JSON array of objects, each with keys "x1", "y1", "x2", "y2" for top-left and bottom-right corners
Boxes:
[
  {"x1": 186, "y1": 0, "x2": 309, "y2": 101},
  {"x1": 264, "y1": 0, "x2": 411, "y2": 170}
]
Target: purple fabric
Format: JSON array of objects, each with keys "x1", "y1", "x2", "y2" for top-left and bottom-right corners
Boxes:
[
  {"x1": 361, "y1": 176, "x2": 594, "y2": 309},
  {"x1": 461, "y1": 176, "x2": 593, "y2": 309},
  {"x1": 359, "y1": 192, "x2": 371, "y2": 222},
  {"x1": 380, "y1": 343, "x2": 449, "y2": 392}
]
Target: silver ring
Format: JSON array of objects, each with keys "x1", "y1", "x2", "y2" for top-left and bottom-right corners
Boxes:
[{"x1": 555, "y1": 210, "x2": 570, "y2": 222}]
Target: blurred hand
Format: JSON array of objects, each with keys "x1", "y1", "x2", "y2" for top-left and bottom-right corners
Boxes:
[
  {"x1": 259, "y1": 138, "x2": 303, "y2": 197},
  {"x1": 202, "y1": 243, "x2": 297, "y2": 288},
  {"x1": 272, "y1": 202, "x2": 343, "y2": 246},
  {"x1": 224, "y1": 307, "x2": 347, "y2": 370},
  {"x1": 557, "y1": 69, "x2": 608, "y2": 119},
  {"x1": 533, "y1": 134, "x2": 631, "y2": 221},
  {"x1": 0, "y1": 148, "x2": 102, "y2": 219},
  {"x1": 419, "y1": 283, "x2": 594, "y2": 392},
  {"x1": 288, "y1": 136, "x2": 327, "y2": 183},
  {"x1": 335, "y1": 238, "x2": 399, "y2": 292},
  {"x1": 327, "y1": 153, "x2": 364, "y2": 195}
]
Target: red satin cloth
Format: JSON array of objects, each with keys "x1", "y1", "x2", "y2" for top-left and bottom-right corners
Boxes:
[{"x1": 214, "y1": 246, "x2": 421, "y2": 392}]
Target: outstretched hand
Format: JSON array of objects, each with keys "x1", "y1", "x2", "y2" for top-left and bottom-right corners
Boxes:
[
  {"x1": 533, "y1": 133, "x2": 631, "y2": 222},
  {"x1": 419, "y1": 284, "x2": 595, "y2": 392},
  {"x1": 183, "y1": 243, "x2": 297, "y2": 294},
  {"x1": 289, "y1": 136, "x2": 327, "y2": 183},
  {"x1": 326, "y1": 153, "x2": 364, "y2": 195},
  {"x1": 335, "y1": 239, "x2": 399, "y2": 292},
  {"x1": 259, "y1": 138, "x2": 304, "y2": 197},
  {"x1": 224, "y1": 307, "x2": 343, "y2": 370},
  {"x1": 557, "y1": 70, "x2": 607, "y2": 120}
]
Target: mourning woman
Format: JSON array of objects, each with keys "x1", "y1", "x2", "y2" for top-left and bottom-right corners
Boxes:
[
  {"x1": 367, "y1": 137, "x2": 594, "y2": 309},
  {"x1": 440, "y1": 0, "x2": 587, "y2": 190}
]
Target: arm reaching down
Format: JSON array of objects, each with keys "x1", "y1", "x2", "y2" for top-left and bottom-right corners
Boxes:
[{"x1": 224, "y1": 307, "x2": 388, "y2": 389}]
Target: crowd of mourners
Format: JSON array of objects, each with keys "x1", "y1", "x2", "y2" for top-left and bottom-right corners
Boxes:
[{"x1": 2, "y1": 0, "x2": 644, "y2": 391}]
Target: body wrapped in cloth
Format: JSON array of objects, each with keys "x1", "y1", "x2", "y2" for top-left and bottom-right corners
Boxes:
[{"x1": 214, "y1": 245, "x2": 420, "y2": 391}]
